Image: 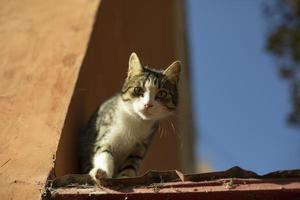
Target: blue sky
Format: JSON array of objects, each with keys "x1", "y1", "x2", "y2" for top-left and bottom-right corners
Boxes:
[{"x1": 186, "y1": 0, "x2": 300, "y2": 175}]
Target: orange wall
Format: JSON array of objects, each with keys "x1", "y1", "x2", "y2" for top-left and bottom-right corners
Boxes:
[{"x1": 0, "y1": 0, "x2": 100, "y2": 199}]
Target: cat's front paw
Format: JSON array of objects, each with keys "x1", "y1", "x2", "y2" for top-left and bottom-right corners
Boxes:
[{"x1": 89, "y1": 168, "x2": 108, "y2": 183}]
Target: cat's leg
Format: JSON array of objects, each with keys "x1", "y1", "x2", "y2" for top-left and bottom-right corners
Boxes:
[
  {"x1": 117, "y1": 142, "x2": 148, "y2": 178},
  {"x1": 89, "y1": 145, "x2": 114, "y2": 180}
]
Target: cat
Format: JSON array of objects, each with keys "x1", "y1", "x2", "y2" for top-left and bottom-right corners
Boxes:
[{"x1": 78, "y1": 52, "x2": 181, "y2": 182}]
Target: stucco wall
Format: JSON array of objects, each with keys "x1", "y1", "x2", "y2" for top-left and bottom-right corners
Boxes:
[{"x1": 0, "y1": 0, "x2": 100, "y2": 199}]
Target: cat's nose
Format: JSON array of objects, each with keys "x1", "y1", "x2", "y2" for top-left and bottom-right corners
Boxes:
[{"x1": 144, "y1": 103, "x2": 153, "y2": 109}]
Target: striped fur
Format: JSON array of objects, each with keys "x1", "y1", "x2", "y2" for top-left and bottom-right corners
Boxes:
[{"x1": 78, "y1": 53, "x2": 181, "y2": 181}]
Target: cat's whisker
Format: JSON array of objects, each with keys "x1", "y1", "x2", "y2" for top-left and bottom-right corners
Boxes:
[
  {"x1": 159, "y1": 129, "x2": 163, "y2": 138},
  {"x1": 163, "y1": 126, "x2": 167, "y2": 138},
  {"x1": 159, "y1": 122, "x2": 165, "y2": 138},
  {"x1": 165, "y1": 124, "x2": 170, "y2": 137},
  {"x1": 159, "y1": 122, "x2": 164, "y2": 138},
  {"x1": 161, "y1": 126, "x2": 167, "y2": 138},
  {"x1": 159, "y1": 122, "x2": 168, "y2": 138},
  {"x1": 167, "y1": 119, "x2": 176, "y2": 136}
]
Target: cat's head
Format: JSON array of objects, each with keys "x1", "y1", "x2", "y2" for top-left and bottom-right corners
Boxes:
[{"x1": 121, "y1": 52, "x2": 181, "y2": 120}]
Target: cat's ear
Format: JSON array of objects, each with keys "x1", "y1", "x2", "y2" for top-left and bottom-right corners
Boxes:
[
  {"x1": 128, "y1": 52, "x2": 143, "y2": 77},
  {"x1": 163, "y1": 61, "x2": 181, "y2": 84}
]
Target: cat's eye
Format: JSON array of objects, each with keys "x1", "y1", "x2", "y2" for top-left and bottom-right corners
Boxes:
[
  {"x1": 156, "y1": 90, "x2": 167, "y2": 99},
  {"x1": 133, "y1": 87, "x2": 144, "y2": 96}
]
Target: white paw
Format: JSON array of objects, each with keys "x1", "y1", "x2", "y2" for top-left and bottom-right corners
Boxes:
[{"x1": 89, "y1": 168, "x2": 108, "y2": 181}]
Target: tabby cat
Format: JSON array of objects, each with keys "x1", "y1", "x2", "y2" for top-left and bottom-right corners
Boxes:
[{"x1": 78, "y1": 52, "x2": 181, "y2": 181}]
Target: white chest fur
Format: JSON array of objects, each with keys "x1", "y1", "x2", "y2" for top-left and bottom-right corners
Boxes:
[{"x1": 105, "y1": 100, "x2": 155, "y2": 160}]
